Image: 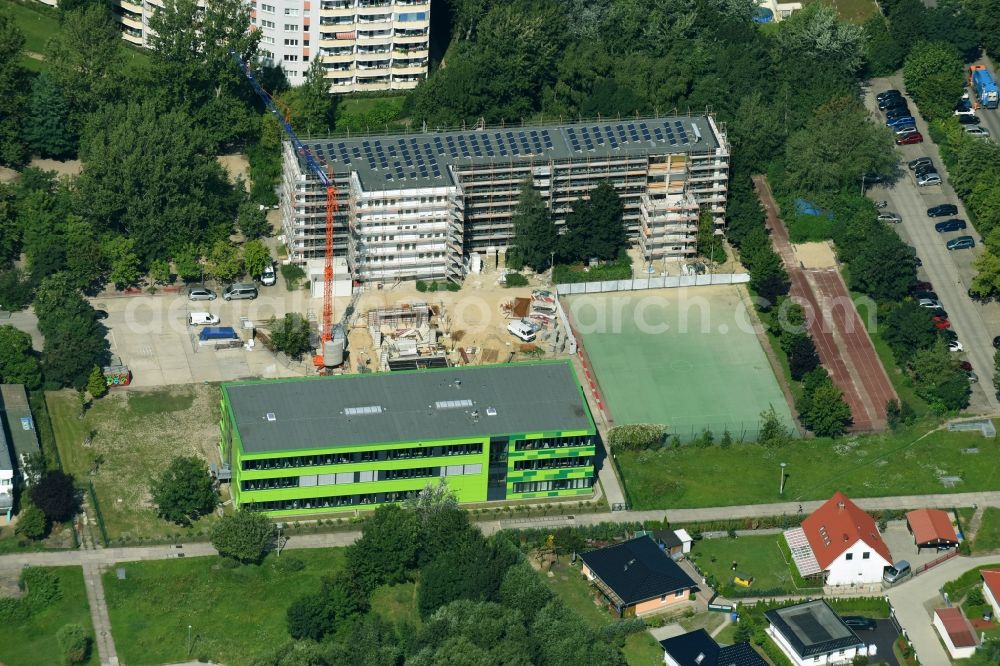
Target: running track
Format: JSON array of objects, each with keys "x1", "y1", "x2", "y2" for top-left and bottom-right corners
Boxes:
[{"x1": 753, "y1": 176, "x2": 896, "y2": 431}]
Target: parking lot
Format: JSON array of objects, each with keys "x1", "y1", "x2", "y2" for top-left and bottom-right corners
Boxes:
[
  {"x1": 864, "y1": 76, "x2": 1000, "y2": 413},
  {"x1": 91, "y1": 286, "x2": 312, "y2": 387}
]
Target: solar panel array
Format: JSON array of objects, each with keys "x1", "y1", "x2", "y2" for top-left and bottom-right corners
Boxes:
[{"x1": 304, "y1": 119, "x2": 702, "y2": 187}]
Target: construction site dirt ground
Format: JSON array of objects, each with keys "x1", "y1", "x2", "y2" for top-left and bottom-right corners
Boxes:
[{"x1": 563, "y1": 285, "x2": 794, "y2": 441}]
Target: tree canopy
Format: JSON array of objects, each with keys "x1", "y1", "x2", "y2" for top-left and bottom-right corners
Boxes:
[{"x1": 151, "y1": 456, "x2": 217, "y2": 525}]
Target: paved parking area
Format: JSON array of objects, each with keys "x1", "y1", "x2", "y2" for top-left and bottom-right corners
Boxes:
[
  {"x1": 93, "y1": 288, "x2": 315, "y2": 388},
  {"x1": 881, "y1": 522, "x2": 955, "y2": 570},
  {"x1": 864, "y1": 77, "x2": 1000, "y2": 413}
]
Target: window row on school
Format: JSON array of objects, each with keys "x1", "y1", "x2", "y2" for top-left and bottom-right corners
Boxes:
[
  {"x1": 240, "y1": 463, "x2": 484, "y2": 491},
  {"x1": 240, "y1": 442, "x2": 485, "y2": 470}
]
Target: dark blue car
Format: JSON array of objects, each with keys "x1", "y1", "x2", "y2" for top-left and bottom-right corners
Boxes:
[
  {"x1": 887, "y1": 116, "x2": 916, "y2": 128},
  {"x1": 935, "y1": 219, "x2": 967, "y2": 233}
]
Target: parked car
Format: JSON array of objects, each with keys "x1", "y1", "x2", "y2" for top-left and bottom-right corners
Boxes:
[
  {"x1": 94, "y1": 309, "x2": 109, "y2": 321},
  {"x1": 946, "y1": 236, "x2": 976, "y2": 250},
  {"x1": 877, "y1": 212, "x2": 902, "y2": 223},
  {"x1": 955, "y1": 99, "x2": 974, "y2": 115},
  {"x1": 260, "y1": 264, "x2": 277, "y2": 286},
  {"x1": 507, "y1": 320, "x2": 536, "y2": 342},
  {"x1": 993, "y1": 336, "x2": 1000, "y2": 349},
  {"x1": 961, "y1": 360, "x2": 973, "y2": 372},
  {"x1": 188, "y1": 287, "x2": 217, "y2": 301},
  {"x1": 956, "y1": 115, "x2": 981, "y2": 125},
  {"x1": 949, "y1": 340, "x2": 964, "y2": 352},
  {"x1": 914, "y1": 291, "x2": 938, "y2": 301},
  {"x1": 968, "y1": 370, "x2": 979, "y2": 383},
  {"x1": 927, "y1": 204, "x2": 958, "y2": 217},
  {"x1": 917, "y1": 173, "x2": 942, "y2": 186},
  {"x1": 896, "y1": 132, "x2": 923, "y2": 145},
  {"x1": 940, "y1": 329, "x2": 958, "y2": 342},
  {"x1": 908, "y1": 156, "x2": 933, "y2": 170},
  {"x1": 885, "y1": 106, "x2": 911, "y2": 119},
  {"x1": 935, "y1": 219, "x2": 967, "y2": 233},
  {"x1": 222, "y1": 283, "x2": 258, "y2": 300},
  {"x1": 964, "y1": 126, "x2": 991, "y2": 138},
  {"x1": 883, "y1": 561, "x2": 912, "y2": 585},
  {"x1": 894, "y1": 126, "x2": 919, "y2": 138},
  {"x1": 913, "y1": 280, "x2": 934, "y2": 292},
  {"x1": 914, "y1": 163, "x2": 937, "y2": 176},
  {"x1": 932, "y1": 317, "x2": 951, "y2": 330},
  {"x1": 877, "y1": 89, "x2": 902, "y2": 101},
  {"x1": 918, "y1": 298, "x2": 942, "y2": 309},
  {"x1": 887, "y1": 116, "x2": 915, "y2": 128},
  {"x1": 842, "y1": 616, "x2": 877, "y2": 631}
]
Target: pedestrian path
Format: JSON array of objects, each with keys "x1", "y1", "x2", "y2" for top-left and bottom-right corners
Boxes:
[{"x1": 83, "y1": 562, "x2": 119, "y2": 666}]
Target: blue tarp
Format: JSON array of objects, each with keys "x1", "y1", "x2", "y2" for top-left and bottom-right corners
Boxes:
[
  {"x1": 199, "y1": 326, "x2": 239, "y2": 341},
  {"x1": 795, "y1": 198, "x2": 834, "y2": 220}
]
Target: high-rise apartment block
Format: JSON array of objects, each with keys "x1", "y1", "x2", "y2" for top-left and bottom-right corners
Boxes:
[{"x1": 281, "y1": 116, "x2": 730, "y2": 283}]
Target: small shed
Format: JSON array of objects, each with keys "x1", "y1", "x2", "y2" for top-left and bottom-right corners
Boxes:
[
  {"x1": 933, "y1": 608, "x2": 978, "y2": 659},
  {"x1": 653, "y1": 529, "x2": 693, "y2": 558},
  {"x1": 906, "y1": 509, "x2": 959, "y2": 551}
]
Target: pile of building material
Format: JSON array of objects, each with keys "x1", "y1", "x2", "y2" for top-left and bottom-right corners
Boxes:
[{"x1": 367, "y1": 303, "x2": 448, "y2": 371}]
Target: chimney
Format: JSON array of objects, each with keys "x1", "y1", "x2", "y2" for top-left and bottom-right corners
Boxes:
[{"x1": 837, "y1": 501, "x2": 846, "y2": 510}]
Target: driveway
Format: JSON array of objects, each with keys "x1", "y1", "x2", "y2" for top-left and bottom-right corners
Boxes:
[
  {"x1": 854, "y1": 619, "x2": 900, "y2": 666},
  {"x1": 864, "y1": 77, "x2": 1000, "y2": 413}
]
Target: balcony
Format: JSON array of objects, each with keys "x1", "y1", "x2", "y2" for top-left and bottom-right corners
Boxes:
[
  {"x1": 320, "y1": 0, "x2": 353, "y2": 7},
  {"x1": 320, "y1": 16, "x2": 356, "y2": 25}
]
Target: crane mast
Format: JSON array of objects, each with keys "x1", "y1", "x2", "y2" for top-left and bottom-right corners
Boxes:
[{"x1": 229, "y1": 50, "x2": 341, "y2": 367}]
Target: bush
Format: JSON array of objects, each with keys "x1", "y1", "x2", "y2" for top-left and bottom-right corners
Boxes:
[
  {"x1": 445, "y1": 282, "x2": 460, "y2": 292},
  {"x1": 607, "y1": 424, "x2": 666, "y2": 452},
  {"x1": 20, "y1": 567, "x2": 62, "y2": 610},
  {"x1": 210, "y1": 510, "x2": 276, "y2": 564},
  {"x1": 29, "y1": 470, "x2": 78, "y2": 523},
  {"x1": 553, "y1": 258, "x2": 632, "y2": 284},
  {"x1": 415, "y1": 280, "x2": 428, "y2": 292},
  {"x1": 15, "y1": 504, "x2": 48, "y2": 540},
  {"x1": 0, "y1": 596, "x2": 25, "y2": 622},
  {"x1": 503, "y1": 272, "x2": 529, "y2": 287},
  {"x1": 273, "y1": 555, "x2": 306, "y2": 574},
  {"x1": 57, "y1": 623, "x2": 90, "y2": 665},
  {"x1": 280, "y1": 263, "x2": 306, "y2": 291},
  {"x1": 428, "y1": 281, "x2": 439, "y2": 292}
]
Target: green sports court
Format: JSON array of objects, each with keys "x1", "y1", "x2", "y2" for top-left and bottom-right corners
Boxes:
[{"x1": 564, "y1": 286, "x2": 794, "y2": 441}]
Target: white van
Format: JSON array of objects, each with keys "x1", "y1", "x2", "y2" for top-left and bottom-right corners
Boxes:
[
  {"x1": 188, "y1": 312, "x2": 220, "y2": 326},
  {"x1": 507, "y1": 321, "x2": 536, "y2": 342}
]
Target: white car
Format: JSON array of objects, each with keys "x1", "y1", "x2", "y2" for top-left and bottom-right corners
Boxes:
[
  {"x1": 261, "y1": 264, "x2": 277, "y2": 286},
  {"x1": 949, "y1": 340, "x2": 964, "y2": 352},
  {"x1": 877, "y1": 212, "x2": 901, "y2": 223},
  {"x1": 918, "y1": 298, "x2": 941, "y2": 309},
  {"x1": 507, "y1": 321, "x2": 536, "y2": 342},
  {"x1": 964, "y1": 126, "x2": 991, "y2": 138}
]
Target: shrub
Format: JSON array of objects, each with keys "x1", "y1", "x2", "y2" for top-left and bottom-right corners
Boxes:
[
  {"x1": 503, "y1": 272, "x2": 529, "y2": 287},
  {"x1": 20, "y1": 567, "x2": 61, "y2": 610},
  {"x1": 445, "y1": 282, "x2": 460, "y2": 292},
  {"x1": 210, "y1": 510, "x2": 276, "y2": 564},
  {"x1": 57, "y1": 623, "x2": 90, "y2": 665},
  {"x1": 428, "y1": 281, "x2": 439, "y2": 292},
  {"x1": 607, "y1": 424, "x2": 666, "y2": 452},
  {"x1": 415, "y1": 280, "x2": 428, "y2": 292},
  {"x1": 15, "y1": 504, "x2": 48, "y2": 540},
  {"x1": 0, "y1": 597, "x2": 25, "y2": 622}
]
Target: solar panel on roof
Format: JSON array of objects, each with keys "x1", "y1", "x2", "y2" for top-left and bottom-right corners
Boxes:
[
  {"x1": 487, "y1": 149, "x2": 494, "y2": 157},
  {"x1": 363, "y1": 141, "x2": 370, "y2": 147},
  {"x1": 408, "y1": 171, "x2": 416, "y2": 178},
  {"x1": 449, "y1": 147, "x2": 458, "y2": 157}
]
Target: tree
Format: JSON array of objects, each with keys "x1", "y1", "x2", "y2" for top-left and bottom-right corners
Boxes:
[
  {"x1": 243, "y1": 240, "x2": 272, "y2": 280},
  {"x1": 15, "y1": 504, "x2": 48, "y2": 540},
  {"x1": 758, "y1": 405, "x2": 792, "y2": 446},
  {"x1": 883, "y1": 300, "x2": 938, "y2": 364},
  {"x1": 559, "y1": 182, "x2": 626, "y2": 263},
  {"x1": 30, "y1": 470, "x2": 78, "y2": 522},
  {"x1": 777, "y1": 4, "x2": 865, "y2": 74},
  {"x1": 747, "y1": 247, "x2": 789, "y2": 308},
  {"x1": 24, "y1": 72, "x2": 77, "y2": 159},
  {"x1": 207, "y1": 240, "x2": 244, "y2": 282},
  {"x1": 903, "y1": 41, "x2": 965, "y2": 121},
  {"x1": 0, "y1": 14, "x2": 29, "y2": 167},
  {"x1": 151, "y1": 456, "x2": 217, "y2": 525},
  {"x1": 63, "y1": 216, "x2": 103, "y2": 291},
  {"x1": 267, "y1": 314, "x2": 313, "y2": 361},
  {"x1": 910, "y1": 340, "x2": 970, "y2": 412},
  {"x1": 696, "y1": 208, "x2": 724, "y2": 263},
  {"x1": 847, "y1": 230, "x2": 918, "y2": 300},
  {"x1": 797, "y1": 369, "x2": 852, "y2": 437},
  {"x1": 237, "y1": 202, "x2": 271, "y2": 240},
  {"x1": 347, "y1": 504, "x2": 419, "y2": 593},
  {"x1": 786, "y1": 334, "x2": 819, "y2": 381},
  {"x1": 103, "y1": 237, "x2": 142, "y2": 290},
  {"x1": 86, "y1": 366, "x2": 107, "y2": 399},
  {"x1": 286, "y1": 591, "x2": 334, "y2": 641},
  {"x1": 499, "y1": 563, "x2": 554, "y2": 623},
  {"x1": 507, "y1": 182, "x2": 555, "y2": 271},
  {"x1": 173, "y1": 244, "x2": 204, "y2": 283},
  {"x1": 56, "y1": 623, "x2": 90, "y2": 665},
  {"x1": 0, "y1": 325, "x2": 42, "y2": 389},
  {"x1": 282, "y1": 57, "x2": 334, "y2": 135},
  {"x1": 0, "y1": 268, "x2": 33, "y2": 311},
  {"x1": 210, "y1": 510, "x2": 275, "y2": 564},
  {"x1": 33, "y1": 274, "x2": 109, "y2": 389},
  {"x1": 77, "y1": 101, "x2": 237, "y2": 264},
  {"x1": 863, "y1": 16, "x2": 905, "y2": 77},
  {"x1": 149, "y1": 259, "x2": 172, "y2": 285}
]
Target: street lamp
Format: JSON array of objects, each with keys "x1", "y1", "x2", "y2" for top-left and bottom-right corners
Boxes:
[
  {"x1": 276, "y1": 522, "x2": 285, "y2": 557},
  {"x1": 187, "y1": 625, "x2": 193, "y2": 657},
  {"x1": 779, "y1": 462, "x2": 787, "y2": 496}
]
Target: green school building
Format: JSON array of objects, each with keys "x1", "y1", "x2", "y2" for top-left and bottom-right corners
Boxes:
[{"x1": 219, "y1": 361, "x2": 597, "y2": 515}]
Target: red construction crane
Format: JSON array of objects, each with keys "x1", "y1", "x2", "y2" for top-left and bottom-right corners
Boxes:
[{"x1": 230, "y1": 51, "x2": 342, "y2": 367}]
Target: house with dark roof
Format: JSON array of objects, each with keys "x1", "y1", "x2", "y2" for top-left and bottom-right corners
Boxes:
[
  {"x1": 933, "y1": 607, "x2": 978, "y2": 659},
  {"x1": 981, "y1": 570, "x2": 1000, "y2": 621},
  {"x1": 765, "y1": 600, "x2": 868, "y2": 666},
  {"x1": 905, "y1": 508, "x2": 959, "y2": 551},
  {"x1": 783, "y1": 491, "x2": 893, "y2": 586},
  {"x1": 660, "y1": 629, "x2": 767, "y2": 666},
  {"x1": 579, "y1": 535, "x2": 697, "y2": 617}
]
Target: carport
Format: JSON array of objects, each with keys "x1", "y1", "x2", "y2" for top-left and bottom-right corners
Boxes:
[{"x1": 905, "y1": 508, "x2": 959, "y2": 552}]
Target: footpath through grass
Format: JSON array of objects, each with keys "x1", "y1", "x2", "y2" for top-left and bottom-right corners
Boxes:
[
  {"x1": 0, "y1": 566, "x2": 97, "y2": 666},
  {"x1": 540, "y1": 555, "x2": 671, "y2": 666},
  {"x1": 104, "y1": 550, "x2": 345, "y2": 666},
  {"x1": 618, "y1": 420, "x2": 999, "y2": 509},
  {"x1": 47, "y1": 386, "x2": 224, "y2": 544}
]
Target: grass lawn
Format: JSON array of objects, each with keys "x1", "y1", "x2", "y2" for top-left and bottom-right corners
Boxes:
[
  {"x1": 973, "y1": 508, "x2": 1000, "y2": 554},
  {"x1": 806, "y1": 0, "x2": 878, "y2": 23},
  {"x1": 0, "y1": 566, "x2": 97, "y2": 666},
  {"x1": 714, "y1": 622, "x2": 738, "y2": 645},
  {"x1": 47, "y1": 386, "x2": 225, "y2": 543},
  {"x1": 1, "y1": 0, "x2": 59, "y2": 54},
  {"x1": 338, "y1": 95, "x2": 405, "y2": 116},
  {"x1": 371, "y1": 581, "x2": 421, "y2": 626},
  {"x1": 539, "y1": 556, "x2": 665, "y2": 666},
  {"x1": 103, "y1": 549, "x2": 345, "y2": 666},
  {"x1": 618, "y1": 419, "x2": 998, "y2": 509},
  {"x1": 690, "y1": 535, "x2": 803, "y2": 595}
]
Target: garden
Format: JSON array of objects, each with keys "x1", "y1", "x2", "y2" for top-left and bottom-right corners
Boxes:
[{"x1": 687, "y1": 534, "x2": 818, "y2": 598}]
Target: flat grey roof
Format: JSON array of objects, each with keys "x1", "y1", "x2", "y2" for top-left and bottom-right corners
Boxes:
[
  {"x1": 765, "y1": 600, "x2": 862, "y2": 658},
  {"x1": 1, "y1": 385, "x2": 39, "y2": 468},
  {"x1": 224, "y1": 361, "x2": 594, "y2": 454},
  {"x1": 298, "y1": 116, "x2": 721, "y2": 191}
]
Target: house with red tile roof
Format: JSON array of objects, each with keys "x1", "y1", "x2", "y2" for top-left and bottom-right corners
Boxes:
[
  {"x1": 783, "y1": 492, "x2": 892, "y2": 586},
  {"x1": 933, "y1": 607, "x2": 978, "y2": 659},
  {"x1": 981, "y1": 570, "x2": 1000, "y2": 619}
]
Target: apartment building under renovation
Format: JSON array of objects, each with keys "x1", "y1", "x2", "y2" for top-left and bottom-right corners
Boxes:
[{"x1": 281, "y1": 115, "x2": 730, "y2": 283}]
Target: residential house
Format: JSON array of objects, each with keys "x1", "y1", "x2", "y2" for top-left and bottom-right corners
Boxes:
[
  {"x1": 932, "y1": 607, "x2": 978, "y2": 659},
  {"x1": 579, "y1": 535, "x2": 697, "y2": 618},
  {"x1": 783, "y1": 491, "x2": 892, "y2": 586},
  {"x1": 905, "y1": 508, "x2": 959, "y2": 552},
  {"x1": 981, "y1": 570, "x2": 1000, "y2": 619},
  {"x1": 765, "y1": 599, "x2": 868, "y2": 666},
  {"x1": 660, "y1": 628, "x2": 767, "y2": 666}
]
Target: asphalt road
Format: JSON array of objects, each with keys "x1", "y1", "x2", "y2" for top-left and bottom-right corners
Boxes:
[{"x1": 864, "y1": 78, "x2": 1000, "y2": 413}]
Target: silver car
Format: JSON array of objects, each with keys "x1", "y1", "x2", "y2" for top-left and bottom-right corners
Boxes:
[
  {"x1": 917, "y1": 173, "x2": 942, "y2": 186},
  {"x1": 964, "y1": 126, "x2": 991, "y2": 138},
  {"x1": 188, "y1": 287, "x2": 217, "y2": 301}
]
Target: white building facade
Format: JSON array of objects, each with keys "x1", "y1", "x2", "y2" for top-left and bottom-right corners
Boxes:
[{"x1": 823, "y1": 539, "x2": 892, "y2": 586}]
